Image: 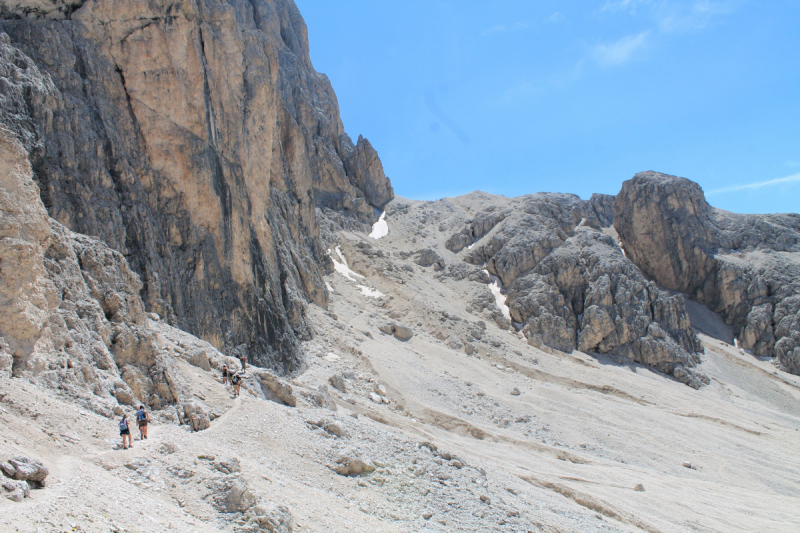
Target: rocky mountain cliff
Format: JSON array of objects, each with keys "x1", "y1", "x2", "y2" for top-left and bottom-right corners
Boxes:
[
  {"x1": 444, "y1": 192, "x2": 707, "y2": 387},
  {"x1": 0, "y1": 127, "x2": 180, "y2": 411},
  {"x1": 1, "y1": 1, "x2": 798, "y2": 388},
  {"x1": 0, "y1": 0, "x2": 392, "y2": 372},
  {"x1": 615, "y1": 171, "x2": 800, "y2": 374}
]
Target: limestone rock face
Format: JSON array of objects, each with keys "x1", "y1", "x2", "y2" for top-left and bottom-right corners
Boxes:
[
  {"x1": 615, "y1": 172, "x2": 800, "y2": 374},
  {"x1": 0, "y1": 130, "x2": 184, "y2": 411},
  {"x1": 0, "y1": 0, "x2": 392, "y2": 372},
  {"x1": 448, "y1": 192, "x2": 705, "y2": 386},
  {"x1": 0, "y1": 129, "x2": 53, "y2": 375},
  {"x1": 0, "y1": 1, "x2": 85, "y2": 20}
]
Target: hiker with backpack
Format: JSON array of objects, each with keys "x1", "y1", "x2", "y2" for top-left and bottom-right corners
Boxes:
[
  {"x1": 231, "y1": 372, "x2": 242, "y2": 397},
  {"x1": 239, "y1": 352, "x2": 247, "y2": 373},
  {"x1": 119, "y1": 414, "x2": 132, "y2": 449},
  {"x1": 137, "y1": 405, "x2": 150, "y2": 440},
  {"x1": 222, "y1": 364, "x2": 230, "y2": 386}
]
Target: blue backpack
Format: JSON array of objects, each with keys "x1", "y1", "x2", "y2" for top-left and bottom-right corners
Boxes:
[{"x1": 119, "y1": 418, "x2": 128, "y2": 430}]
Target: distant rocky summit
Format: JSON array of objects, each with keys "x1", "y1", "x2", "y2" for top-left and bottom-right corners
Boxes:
[
  {"x1": 447, "y1": 192, "x2": 707, "y2": 387},
  {"x1": 0, "y1": 0, "x2": 393, "y2": 371},
  {"x1": 615, "y1": 171, "x2": 800, "y2": 374}
]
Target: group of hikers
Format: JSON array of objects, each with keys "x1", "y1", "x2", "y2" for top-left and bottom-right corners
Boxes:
[
  {"x1": 118, "y1": 405, "x2": 150, "y2": 449},
  {"x1": 117, "y1": 353, "x2": 248, "y2": 449}
]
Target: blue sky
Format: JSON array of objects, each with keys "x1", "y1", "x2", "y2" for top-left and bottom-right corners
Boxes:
[{"x1": 295, "y1": 0, "x2": 800, "y2": 214}]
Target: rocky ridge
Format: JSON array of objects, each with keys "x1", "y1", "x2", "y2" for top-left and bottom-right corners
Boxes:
[
  {"x1": 615, "y1": 171, "x2": 800, "y2": 374},
  {"x1": 443, "y1": 192, "x2": 706, "y2": 387},
  {"x1": 0, "y1": 0, "x2": 393, "y2": 372}
]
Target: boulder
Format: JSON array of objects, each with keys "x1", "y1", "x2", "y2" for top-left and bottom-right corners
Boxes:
[
  {"x1": 308, "y1": 385, "x2": 337, "y2": 411},
  {"x1": 323, "y1": 420, "x2": 347, "y2": 438},
  {"x1": 415, "y1": 249, "x2": 445, "y2": 271},
  {"x1": 1, "y1": 456, "x2": 48, "y2": 488},
  {"x1": 251, "y1": 504, "x2": 294, "y2": 533},
  {"x1": 328, "y1": 373, "x2": 349, "y2": 393},
  {"x1": 213, "y1": 458, "x2": 242, "y2": 475},
  {"x1": 183, "y1": 401, "x2": 211, "y2": 432},
  {"x1": 333, "y1": 455, "x2": 376, "y2": 476},
  {"x1": 378, "y1": 323, "x2": 414, "y2": 341},
  {"x1": 224, "y1": 479, "x2": 257, "y2": 513},
  {"x1": 252, "y1": 370, "x2": 297, "y2": 407},
  {"x1": 2, "y1": 479, "x2": 30, "y2": 502}
]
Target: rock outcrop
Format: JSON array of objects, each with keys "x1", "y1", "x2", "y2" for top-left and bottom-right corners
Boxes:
[
  {"x1": 1, "y1": 455, "x2": 49, "y2": 490},
  {"x1": 615, "y1": 171, "x2": 800, "y2": 374},
  {"x1": 0, "y1": 1, "x2": 85, "y2": 20},
  {"x1": 0, "y1": 0, "x2": 392, "y2": 372},
  {"x1": 0, "y1": 129, "x2": 186, "y2": 411},
  {"x1": 448, "y1": 192, "x2": 706, "y2": 387}
]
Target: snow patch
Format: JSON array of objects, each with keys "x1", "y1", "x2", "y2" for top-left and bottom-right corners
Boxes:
[
  {"x1": 327, "y1": 246, "x2": 383, "y2": 300},
  {"x1": 369, "y1": 211, "x2": 388, "y2": 239},
  {"x1": 357, "y1": 285, "x2": 384, "y2": 299},
  {"x1": 324, "y1": 352, "x2": 340, "y2": 362},
  {"x1": 325, "y1": 281, "x2": 334, "y2": 293},
  {"x1": 330, "y1": 246, "x2": 365, "y2": 281},
  {"x1": 484, "y1": 269, "x2": 511, "y2": 321}
]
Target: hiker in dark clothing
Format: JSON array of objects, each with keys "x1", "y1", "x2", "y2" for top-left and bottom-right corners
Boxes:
[
  {"x1": 137, "y1": 405, "x2": 150, "y2": 440},
  {"x1": 231, "y1": 372, "x2": 242, "y2": 397},
  {"x1": 222, "y1": 364, "x2": 231, "y2": 386},
  {"x1": 119, "y1": 414, "x2": 132, "y2": 449}
]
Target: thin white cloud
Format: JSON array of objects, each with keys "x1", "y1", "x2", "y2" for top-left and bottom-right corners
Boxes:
[
  {"x1": 546, "y1": 12, "x2": 564, "y2": 23},
  {"x1": 592, "y1": 31, "x2": 649, "y2": 67},
  {"x1": 602, "y1": 0, "x2": 652, "y2": 12},
  {"x1": 481, "y1": 21, "x2": 530, "y2": 37},
  {"x1": 658, "y1": 0, "x2": 737, "y2": 32},
  {"x1": 602, "y1": 0, "x2": 737, "y2": 32},
  {"x1": 707, "y1": 173, "x2": 800, "y2": 194}
]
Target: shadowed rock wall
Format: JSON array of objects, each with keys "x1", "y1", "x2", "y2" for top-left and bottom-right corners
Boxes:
[
  {"x1": 0, "y1": 0, "x2": 392, "y2": 372},
  {"x1": 615, "y1": 171, "x2": 800, "y2": 374}
]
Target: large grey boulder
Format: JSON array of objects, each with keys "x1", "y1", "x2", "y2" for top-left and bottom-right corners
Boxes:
[
  {"x1": 415, "y1": 249, "x2": 445, "y2": 271},
  {"x1": 615, "y1": 171, "x2": 800, "y2": 374},
  {"x1": 251, "y1": 369, "x2": 297, "y2": 407},
  {"x1": 2, "y1": 479, "x2": 29, "y2": 501},
  {"x1": 183, "y1": 401, "x2": 211, "y2": 432},
  {"x1": 1, "y1": 456, "x2": 48, "y2": 487},
  {"x1": 379, "y1": 323, "x2": 414, "y2": 341}
]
